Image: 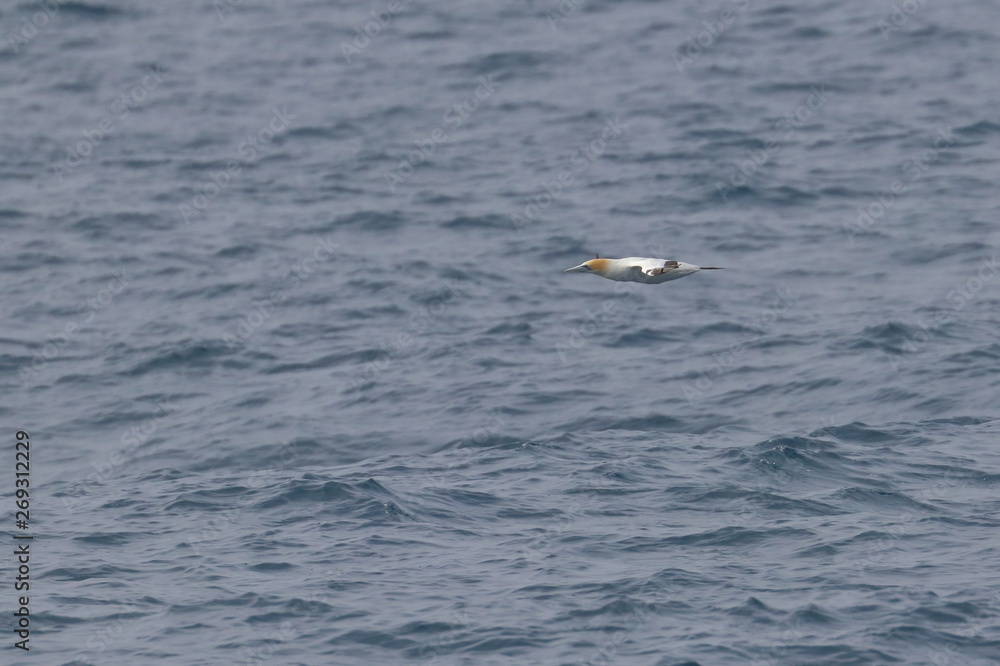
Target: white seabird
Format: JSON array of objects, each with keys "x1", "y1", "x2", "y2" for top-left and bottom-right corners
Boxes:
[{"x1": 563, "y1": 255, "x2": 723, "y2": 284}]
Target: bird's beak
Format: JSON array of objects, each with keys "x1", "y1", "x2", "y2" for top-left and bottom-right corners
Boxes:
[{"x1": 563, "y1": 263, "x2": 589, "y2": 273}]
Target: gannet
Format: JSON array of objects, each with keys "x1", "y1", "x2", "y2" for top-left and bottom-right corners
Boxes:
[{"x1": 563, "y1": 255, "x2": 723, "y2": 284}]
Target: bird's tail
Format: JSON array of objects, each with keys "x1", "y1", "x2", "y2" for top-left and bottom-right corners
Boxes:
[{"x1": 699, "y1": 266, "x2": 724, "y2": 270}]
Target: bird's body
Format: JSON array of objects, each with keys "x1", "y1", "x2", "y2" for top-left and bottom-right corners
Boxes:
[{"x1": 563, "y1": 256, "x2": 723, "y2": 284}]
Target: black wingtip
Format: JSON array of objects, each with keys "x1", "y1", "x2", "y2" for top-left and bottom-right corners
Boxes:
[{"x1": 700, "y1": 267, "x2": 724, "y2": 270}]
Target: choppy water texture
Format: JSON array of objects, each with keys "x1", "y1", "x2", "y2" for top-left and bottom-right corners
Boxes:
[{"x1": 2, "y1": 1, "x2": 1000, "y2": 664}]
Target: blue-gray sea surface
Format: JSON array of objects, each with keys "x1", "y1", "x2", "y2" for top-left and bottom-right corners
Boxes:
[{"x1": 2, "y1": 1, "x2": 1000, "y2": 664}]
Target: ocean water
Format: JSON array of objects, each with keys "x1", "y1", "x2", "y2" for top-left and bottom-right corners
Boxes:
[{"x1": 2, "y1": 0, "x2": 1000, "y2": 664}]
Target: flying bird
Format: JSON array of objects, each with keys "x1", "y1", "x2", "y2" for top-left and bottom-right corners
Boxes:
[{"x1": 563, "y1": 255, "x2": 723, "y2": 284}]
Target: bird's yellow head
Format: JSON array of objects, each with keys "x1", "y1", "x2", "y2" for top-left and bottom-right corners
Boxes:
[{"x1": 564, "y1": 256, "x2": 609, "y2": 275}]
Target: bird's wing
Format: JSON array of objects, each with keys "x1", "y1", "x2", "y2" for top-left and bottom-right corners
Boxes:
[
  {"x1": 639, "y1": 259, "x2": 680, "y2": 277},
  {"x1": 620, "y1": 264, "x2": 648, "y2": 280}
]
